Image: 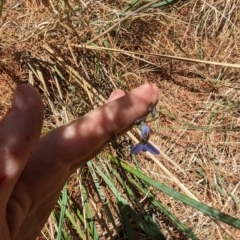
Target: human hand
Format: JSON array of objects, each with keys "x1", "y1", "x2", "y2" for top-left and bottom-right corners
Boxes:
[{"x1": 0, "y1": 83, "x2": 159, "y2": 240}]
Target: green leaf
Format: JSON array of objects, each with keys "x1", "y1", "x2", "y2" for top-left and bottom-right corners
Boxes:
[
  {"x1": 126, "y1": 205, "x2": 166, "y2": 240},
  {"x1": 56, "y1": 186, "x2": 68, "y2": 240},
  {"x1": 117, "y1": 201, "x2": 136, "y2": 240},
  {"x1": 95, "y1": 164, "x2": 136, "y2": 239},
  {"x1": 88, "y1": 161, "x2": 119, "y2": 239},
  {"x1": 147, "y1": 0, "x2": 180, "y2": 9},
  {"x1": 130, "y1": 177, "x2": 199, "y2": 240},
  {"x1": 110, "y1": 157, "x2": 240, "y2": 229},
  {"x1": 96, "y1": 163, "x2": 166, "y2": 239},
  {"x1": 64, "y1": 205, "x2": 85, "y2": 239},
  {"x1": 0, "y1": 0, "x2": 5, "y2": 16},
  {"x1": 112, "y1": 166, "x2": 197, "y2": 239},
  {"x1": 121, "y1": 0, "x2": 140, "y2": 12},
  {"x1": 82, "y1": 184, "x2": 99, "y2": 240}
]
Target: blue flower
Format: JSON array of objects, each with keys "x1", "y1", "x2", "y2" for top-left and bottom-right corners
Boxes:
[
  {"x1": 141, "y1": 123, "x2": 150, "y2": 141},
  {"x1": 130, "y1": 142, "x2": 160, "y2": 155},
  {"x1": 130, "y1": 123, "x2": 160, "y2": 155}
]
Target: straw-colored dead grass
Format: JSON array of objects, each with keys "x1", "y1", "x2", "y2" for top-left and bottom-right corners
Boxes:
[{"x1": 1, "y1": 0, "x2": 240, "y2": 239}]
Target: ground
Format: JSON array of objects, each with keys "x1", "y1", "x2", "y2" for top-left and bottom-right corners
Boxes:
[{"x1": 0, "y1": 0, "x2": 240, "y2": 239}]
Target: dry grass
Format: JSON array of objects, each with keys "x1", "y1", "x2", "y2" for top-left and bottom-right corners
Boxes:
[{"x1": 0, "y1": 0, "x2": 240, "y2": 239}]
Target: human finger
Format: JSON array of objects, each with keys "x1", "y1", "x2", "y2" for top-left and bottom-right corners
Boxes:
[
  {"x1": 21, "y1": 83, "x2": 159, "y2": 196},
  {"x1": 0, "y1": 84, "x2": 43, "y2": 229},
  {"x1": 16, "y1": 83, "x2": 159, "y2": 239}
]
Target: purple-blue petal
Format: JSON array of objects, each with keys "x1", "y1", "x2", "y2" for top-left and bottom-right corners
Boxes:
[
  {"x1": 130, "y1": 142, "x2": 160, "y2": 155},
  {"x1": 141, "y1": 124, "x2": 150, "y2": 142},
  {"x1": 130, "y1": 143, "x2": 145, "y2": 154},
  {"x1": 144, "y1": 142, "x2": 160, "y2": 155}
]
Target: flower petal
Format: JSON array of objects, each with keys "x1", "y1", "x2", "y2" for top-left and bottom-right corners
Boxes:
[
  {"x1": 141, "y1": 123, "x2": 150, "y2": 142},
  {"x1": 130, "y1": 143, "x2": 145, "y2": 154},
  {"x1": 144, "y1": 142, "x2": 160, "y2": 155},
  {"x1": 130, "y1": 142, "x2": 160, "y2": 155}
]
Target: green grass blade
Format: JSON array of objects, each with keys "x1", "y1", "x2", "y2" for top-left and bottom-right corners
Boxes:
[
  {"x1": 121, "y1": 0, "x2": 140, "y2": 12},
  {"x1": 113, "y1": 162, "x2": 198, "y2": 239},
  {"x1": 122, "y1": 0, "x2": 179, "y2": 12},
  {"x1": 147, "y1": 0, "x2": 180, "y2": 8},
  {"x1": 98, "y1": 156, "x2": 114, "y2": 180},
  {"x1": 95, "y1": 164, "x2": 136, "y2": 239},
  {"x1": 64, "y1": 206, "x2": 85, "y2": 239},
  {"x1": 111, "y1": 167, "x2": 136, "y2": 201},
  {"x1": 112, "y1": 174, "x2": 166, "y2": 240},
  {"x1": 107, "y1": 167, "x2": 142, "y2": 239},
  {"x1": 126, "y1": 205, "x2": 166, "y2": 240},
  {"x1": 69, "y1": 199, "x2": 85, "y2": 224},
  {"x1": 54, "y1": 66, "x2": 67, "y2": 82},
  {"x1": 130, "y1": 177, "x2": 199, "y2": 240},
  {"x1": 82, "y1": 184, "x2": 99, "y2": 240},
  {"x1": 0, "y1": 0, "x2": 4, "y2": 16},
  {"x1": 53, "y1": 209, "x2": 68, "y2": 240},
  {"x1": 88, "y1": 161, "x2": 119, "y2": 239},
  {"x1": 110, "y1": 157, "x2": 240, "y2": 229},
  {"x1": 97, "y1": 164, "x2": 165, "y2": 239},
  {"x1": 132, "y1": 154, "x2": 149, "y2": 190},
  {"x1": 117, "y1": 200, "x2": 136, "y2": 240},
  {"x1": 86, "y1": 200, "x2": 98, "y2": 240},
  {"x1": 56, "y1": 186, "x2": 68, "y2": 240}
]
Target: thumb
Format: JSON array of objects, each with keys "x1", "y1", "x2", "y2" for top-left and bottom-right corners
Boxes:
[{"x1": 0, "y1": 84, "x2": 43, "y2": 222}]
